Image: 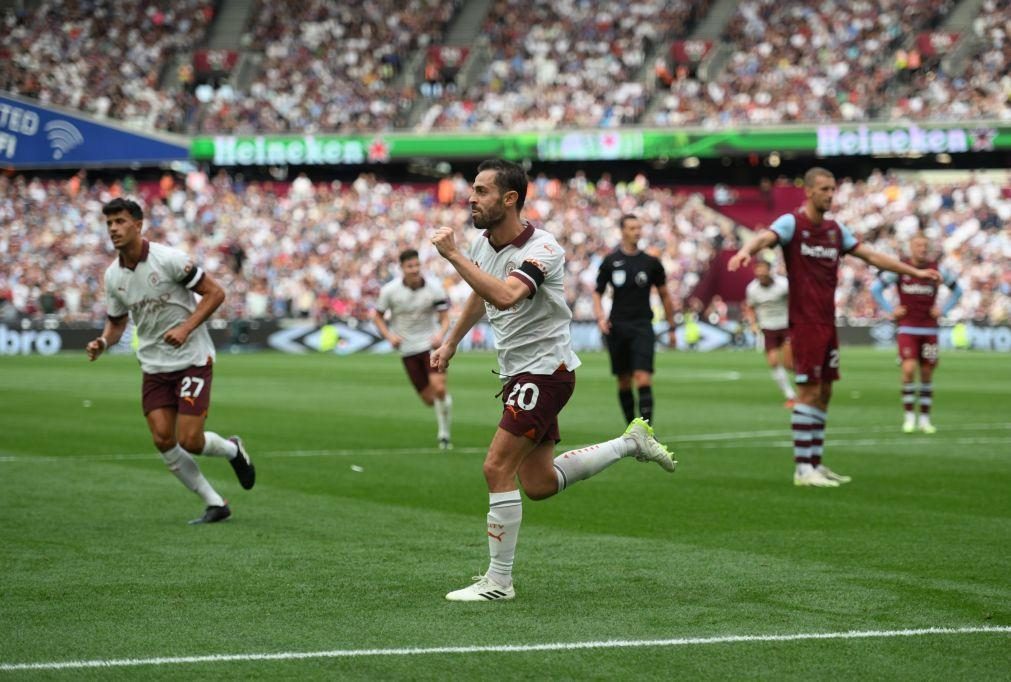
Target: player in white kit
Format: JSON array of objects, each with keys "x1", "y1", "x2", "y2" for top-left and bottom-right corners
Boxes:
[
  {"x1": 431, "y1": 159, "x2": 677, "y2": 602},
  {"x1": 743, "y1": 260, "x2": 796, "y2": 406},
  {"x1": 86, "y1": 199, "x2": 255, "y2": 524},
  {"x1": 372, "y1": 249, "x2": 454, "y2": 448}
]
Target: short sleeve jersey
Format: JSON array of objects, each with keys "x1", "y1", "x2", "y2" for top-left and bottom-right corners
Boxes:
[
  {"x1": 104, "y1": 241, "x2": 216, "y2": 374},
  {"x1": 770, "y1": 211, "x2": 859, "y2": 327},
  {"x1": 745, "y1": 275, "x2": 790, "y2": 331},
  {"x1": 468, "y1": 222, "x2": 581, "y2": 377},
  {"x1": 595, "y1": 249, "x2": 666, "y2": 323},
  {"x1": 878, "y1": 262, "x2": 958, "y2": 330},
  {"x1": 375, "y1": 276, "x2": 449, "y2": 356}
]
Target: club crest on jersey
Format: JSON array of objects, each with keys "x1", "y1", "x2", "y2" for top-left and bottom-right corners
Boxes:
[
  {"x1": 635, "y1": 271, "x2": 649, "y2": 287},
  {"x1": 148, "y1": 273, "x2": 160, "y2": 287},
  {"x1": 505, "y1": 259, "x2": 517, "y2": 272},
  {"x1": 612, "y1": 270, "x2": 626, "y2": 286}
]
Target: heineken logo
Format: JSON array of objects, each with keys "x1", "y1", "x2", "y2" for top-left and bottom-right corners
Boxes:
[{"x1": 817, "y1": 124, "x2": 996, "y2": 157}]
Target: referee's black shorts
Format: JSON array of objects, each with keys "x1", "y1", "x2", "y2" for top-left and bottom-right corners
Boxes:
[{"x1": 605, "y1": 319, "x2": 656, "y2": 375}]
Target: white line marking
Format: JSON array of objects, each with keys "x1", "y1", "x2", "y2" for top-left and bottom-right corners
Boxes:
[
  {"x1": 1, "y1": 423, "x2": 1009, "y2": 463},
  {"x1": 1, "y1": 626, "x2": 1007, "y2": 671}
]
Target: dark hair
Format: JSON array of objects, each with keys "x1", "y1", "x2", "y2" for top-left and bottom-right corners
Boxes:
[
  {"x1": 754, "y1": 259, "x2": 771, "y2": 270},
  {"x1": 477, "y1": 159, "x2": 528, "y2": 212},
  {"x1": 399, "y1": 249, "x2": 419, "y2": 263},
  {"x1": 804, "y1": 167, "x2": 835, "y2": 187},
  {"x1": 619, "y1": 213, "x2": 639, "y2": 229},
  {"x1": 102, "y1": 198, "x2": 144, "y2": 220}
]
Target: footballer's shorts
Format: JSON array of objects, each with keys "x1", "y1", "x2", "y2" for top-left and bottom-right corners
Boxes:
[
  {"x1": 898, "y1": 333, "x2": 939, "y2": 367},
  {"x1": 762, "y1": 327, "x2": 790, "y2": 351},
  {"x1": 142, "y1": 363, "x2": 213, "y2": 416},
  {"x1": 498, "y1": 367, "x2": 576, "y2": 445},
  {"x1": 790, "y1": 324, "x2": 840, "y2": 384},
  {"x1": 606, "y1": 320, "x2": 655, "y2": 375},
  {"x1": 401, "y1": 350, "x2": 445, "y2": 392}
]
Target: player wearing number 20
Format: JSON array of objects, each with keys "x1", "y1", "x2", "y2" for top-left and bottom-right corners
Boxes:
[
  {"x1": 729, "y1": 168, "x2": 941, "y2": 488},
  {"x1": 86, "y1": 198, "x2": 255, "y2": 524},
  {"x1": 430, "y1": 160, "x2": 677, "y2": 602}
]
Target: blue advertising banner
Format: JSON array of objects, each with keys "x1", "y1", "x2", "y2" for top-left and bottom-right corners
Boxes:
[{"x1": 0, "y1": 92, "x2": 189, "y2": 168}]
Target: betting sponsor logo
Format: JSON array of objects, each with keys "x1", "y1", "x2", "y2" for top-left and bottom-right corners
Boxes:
[
  {"x1": 900, "y1": 282, "x2": 936, "y2": 296},
  {"x1": 800, "y1": 243, "x2": 839, "y2": 260}
]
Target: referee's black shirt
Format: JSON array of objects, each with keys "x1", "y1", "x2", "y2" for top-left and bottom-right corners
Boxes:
[{"x1": 595, "y1": 250, "x2": 666, "y2": 323}]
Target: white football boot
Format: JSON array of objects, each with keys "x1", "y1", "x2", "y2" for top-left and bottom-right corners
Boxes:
[
  {"x1": 445, "y1": 574, "x2": 515, "y2": 602},
  {"x1": 815, "y1": 464, "x2": 852, "y2": 484},
  {"x1": 794, "y1": 468, "x2": 840, "y2": 487},
  {"x1": 623, "y1": 418, "x2": 677, "y2": 473}
]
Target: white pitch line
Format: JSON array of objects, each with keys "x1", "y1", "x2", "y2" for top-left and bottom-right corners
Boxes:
[{"x1": 1, "y1": 626, "x2": 1007, "y2": 672}]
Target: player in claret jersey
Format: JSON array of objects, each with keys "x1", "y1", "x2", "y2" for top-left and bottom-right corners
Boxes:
[
  {"x1": 871, "y1": 234, "x2": 962, "y2": 434},
  {"x1": 729, "y1": 168, "x2": 941, "y2": 488},
  {"x1": 431, "y1": 159, "x2": 676, "y2": 602}
]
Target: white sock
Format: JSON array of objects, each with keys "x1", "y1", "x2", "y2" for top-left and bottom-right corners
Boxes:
[
  {"x1": 434, "y1": 394, "x2": 452, "y2": 440},
  {"x1": 201, "y1": 431, "x2": 237, "y2": 459},
  {"x1": 772, "y1": 366, "x2": 795, "y2": 400},
  {"x1": 161, "y1": 445, "x2": 225, "y2": 507},
  {"x1": 552, "y1": 436, "x2": 634, "y2": 492},
  {"x1": 486, "y1": 490, "x2": 522, "y2": 587}
]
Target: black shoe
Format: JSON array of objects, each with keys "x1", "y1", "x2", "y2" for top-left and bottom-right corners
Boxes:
[
  {"x1": 189, "y1": 504, "x2": 231, "y2": 525},
  {"x1": 228, "y1": 436, "x2": 255, "y2": 490}
]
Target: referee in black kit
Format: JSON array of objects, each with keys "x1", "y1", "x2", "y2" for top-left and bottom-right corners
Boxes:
[{"x1": 592, "y1": 214, "x2": 676, "y2": 425}]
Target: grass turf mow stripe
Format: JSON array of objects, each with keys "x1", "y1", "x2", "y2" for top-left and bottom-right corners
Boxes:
[{"x1": 2, "y1": 626, "x2": 1008, "y2": 671}]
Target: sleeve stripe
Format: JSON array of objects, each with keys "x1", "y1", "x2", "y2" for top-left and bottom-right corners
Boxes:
[
  {"x1": 433, "y1": 298, "x2": 450, "y2": 311},
  {"x1": 180, "y1": 265, "x2": 203, "y2": 288},
  {"x1": 509, "y1": 271, "x2": 537, "y2": 297},
  {"x1": 107, "y1": 313, "x2": 128, "y2": 322}
]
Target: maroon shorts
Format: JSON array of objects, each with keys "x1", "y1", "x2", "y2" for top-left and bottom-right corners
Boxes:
[
  {"x1": 790, "y1": 325, "x2": 840, "y2": 384},
  {"x1": 401, "y1": 350, "x2": 444, "y2": 392},
  {"x1": 898, "y1": 333, "x2": 939, "y2": 367},
  {"x1": 142, "y1": 364, "x2": 213, "y2": 416},
  {"x1": 762, "y1": 328, "x2": 790, "y2": 350},
  {"x1": 498, "y1": 368, "x2": 576, "y2": 445}
]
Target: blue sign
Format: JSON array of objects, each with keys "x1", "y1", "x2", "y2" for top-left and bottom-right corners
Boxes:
[{"x1": 0, "y1": 92, "x2": 189, "y2": 168}]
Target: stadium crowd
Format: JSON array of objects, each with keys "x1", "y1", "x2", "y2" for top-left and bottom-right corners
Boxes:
[
  {"x1": 2, "y1": 171, "x2": 1007, "y2": 329},
  {"x1": 1, "y1": 0, "x2": 214, "y2": 133}
]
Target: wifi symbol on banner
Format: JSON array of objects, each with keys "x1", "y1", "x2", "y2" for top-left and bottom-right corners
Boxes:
[{"x1": 44, "y1": 120, "x2": 85, "y2": 160}]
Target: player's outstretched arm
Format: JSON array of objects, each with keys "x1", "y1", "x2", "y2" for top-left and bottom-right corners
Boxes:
[
  {"x1": 86, "y1": 315, "x2": 128, "y2": 361},
  {"x1": 729, "y1": 230, "x2": 778, "y2": 271},
  {"x1": 851, "y1": 244, "x2": 941, "y2": 282},
  {"x1": 432, "y1": 292, "x2": 485, "y2": 371},
  {"x1": 164, "y1": 273, "x2": 226, "y2": 348}
]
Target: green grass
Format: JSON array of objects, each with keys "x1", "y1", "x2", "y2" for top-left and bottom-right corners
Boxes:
[{"x1": 0, "y1": 348, "x2": 1008, "y2": 679}]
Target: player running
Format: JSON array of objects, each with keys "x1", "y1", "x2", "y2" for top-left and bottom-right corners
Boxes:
[
  {"x1": 372, "y1": 248, "x2": 454, "y2": 448},
  {"x1": 86, "y1": 198, "x2": 255, "y2": 524},
  {"x1": 431, "y1": 159, "x2": 676, "y2": 601},
  {"x1": 743, "y1": 259, "x2": 796, "y2": 407},
  {"x1": 729, "y1": 168, "x2": 940, "y2": 488},
  {"x1": 871, "y1": 234, "x2": 962, "y2": 434}
]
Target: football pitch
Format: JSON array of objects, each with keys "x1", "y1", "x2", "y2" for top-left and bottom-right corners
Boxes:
[{"x1": 1, "y1": 348, "x2": 1008, "y2": 679}]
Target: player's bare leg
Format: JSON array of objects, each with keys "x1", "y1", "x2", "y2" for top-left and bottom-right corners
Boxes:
[
  {"x1": 178, "y1": 413, "x2": 255, "y2": 490},
  {"x1": 426, "y1": 372, "x2": 453, "y2": 449},
  {"x1": 917, "y1": 363, "x2": 936, "y2": 434},
  {"x1": 633, "y1": 369, "x2": 654, "y2": 425},
  {"x1": 146, "y1": 409, "x2": 229, "y2": 522},
  {"x1": 616, "y1": 372, "x2": 635, "y2": 424},
  {"x1": 900, "y1": 358, "x2": 919, "y2": 433}
]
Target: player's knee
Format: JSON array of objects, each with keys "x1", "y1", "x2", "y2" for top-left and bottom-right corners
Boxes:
[
  {"x1": 482, "y1": 459, "x2": 514, "y2": 488},
  {"x1": 419, "y1": 392, "x2": 435, "y2": 406},
  {"x1": 177, "y1": 434, "x2": 205, "y2": 454},
  {"x1": 152, "y1": 434, "x2": 176, "y2": 453}
]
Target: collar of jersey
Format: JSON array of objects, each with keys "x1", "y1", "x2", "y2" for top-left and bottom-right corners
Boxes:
[
  {"x1": 118, "y1": 239, "x2": 150, "y2": 270},
  {"x1": 484, "y1": 221, "x2": 534, "y2": 253}
]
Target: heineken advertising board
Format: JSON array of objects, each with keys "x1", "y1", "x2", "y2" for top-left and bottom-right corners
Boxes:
[{"x1": 191, "y1": 123, "x2": 1006, "y2": 165}]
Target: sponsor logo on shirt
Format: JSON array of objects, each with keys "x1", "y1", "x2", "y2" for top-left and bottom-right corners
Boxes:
[
  {"x1": 900, "y1": 282, "x2": 936, "y2": 296},
  {"x1": 800, "y1": 243, "x2": 839, "y2": 260}
]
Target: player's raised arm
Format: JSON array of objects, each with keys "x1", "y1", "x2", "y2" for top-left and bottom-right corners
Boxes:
[
  {"x1": 850, "y1": 243, "x2": 941, "y2": 282},
  {"x1": 86, "y1": 314, "x2": 129, "y2": 361},
  {"x1": 729, "y1": 230, "x2": 778, "y2": 271},
  {"x1": 432, "y1": 225, "x2": 529, "y2": 310}
]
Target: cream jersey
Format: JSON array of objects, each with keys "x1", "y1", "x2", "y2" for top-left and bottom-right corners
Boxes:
[
  {"x1": 468, "y1": 222, "x2": 581, "y2": 376},
  {"x1": 375, "y1": 276, "x2": 449, "y2": 356},
  {"x1": 745, "y1": 275, "x2": 790, "y2": 331},
  {"x1": 104, "y1": 240, "x2": 216, "y2": 374}
]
